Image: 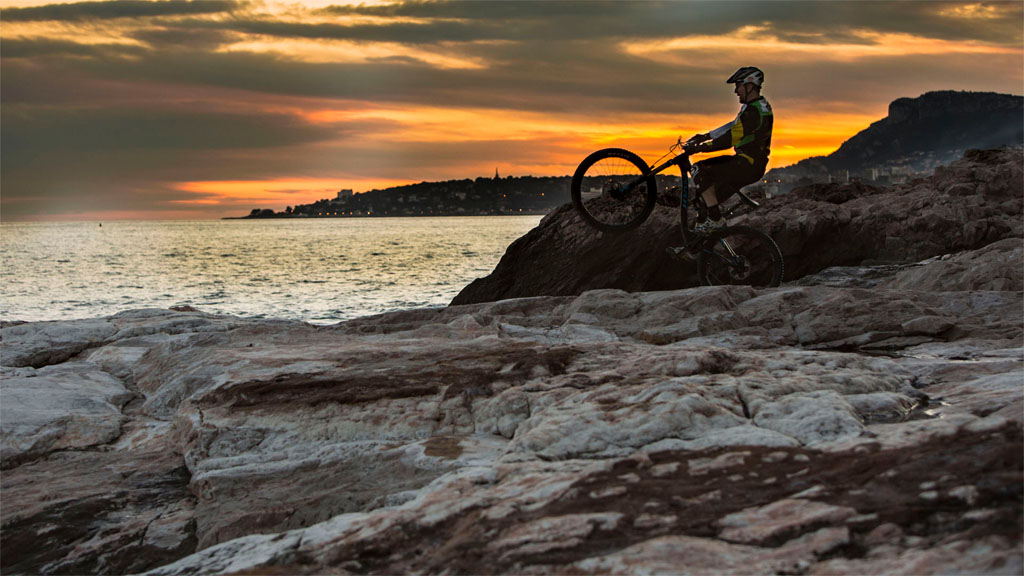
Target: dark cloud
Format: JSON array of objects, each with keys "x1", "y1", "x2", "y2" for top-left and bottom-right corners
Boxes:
[
  {"x1": 2, "y1": 107, "x2": 336, "y2": 154},
  {"x1": 0, "y1": 32, "x2": 711, "y2": 117},
  {"x1": 128, "y1": 25, "x2": 239, "y2": 49},
  {"x1": 771, "y1": 51, "x2": 1024, "y2": 113},
  {"x1": 1, "y1": 147, "x2": 209, "y2": 218},
  {"x1": 772, "y1": 31, "x2": 879, "y2": 46},
  {"x1": 4, "y1": 1, "x2": 1019, "y2": 116},
  {"x1": 316, "y1": 1, "x2": 1023, "y2": 45},
  {"x1": 1, "y1": 0, "x2": 244, "y2": 22},
  {"x1": 0, "y1": 37, "x2": 147, "y2": 60}
]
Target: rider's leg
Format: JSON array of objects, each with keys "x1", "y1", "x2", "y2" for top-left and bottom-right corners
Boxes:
[
  {"x1": 692, "y1": 156, "x2": 730, "y2": 223},
  {"x1": 701, "y1": 186, "x2": 722, "y2": 221},
  {"x1": 701, "y1": 155, "x2": 763, "y2": 225}
]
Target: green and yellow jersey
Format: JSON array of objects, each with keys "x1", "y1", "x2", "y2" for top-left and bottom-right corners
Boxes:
[{"x1": 707, "y1": 97, "x2": 773, "y2": 165}]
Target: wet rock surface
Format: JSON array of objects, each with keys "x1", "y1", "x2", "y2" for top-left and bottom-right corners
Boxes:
[
  {"x1": 2, "y1": 236, "x2": 1021, "y2": 574},
  {"x1": 452, "y1": 147, "x2": 1022, "y2": 306}
]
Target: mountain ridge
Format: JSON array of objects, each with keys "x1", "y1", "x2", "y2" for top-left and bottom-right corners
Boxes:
[{"x1": 765, "y1": 90, "x2": 1023, "y2": 185}]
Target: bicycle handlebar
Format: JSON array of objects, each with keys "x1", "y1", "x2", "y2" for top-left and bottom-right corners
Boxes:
[
  {"x1": 673, "y1": 138, "x2": 712, "y2": 156},
  {"x1": 649, "y1": 138, "x2": 711, "y2": 172}
]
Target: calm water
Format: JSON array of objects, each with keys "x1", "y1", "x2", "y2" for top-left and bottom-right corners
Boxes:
[{"x1": 0, "y1": 217, "x2": 542, "y2": 324}]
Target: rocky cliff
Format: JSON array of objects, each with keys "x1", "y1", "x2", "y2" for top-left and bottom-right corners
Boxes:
[
  {"x1": 452, "y1": 147, "x2": 1023, "y2": 306},
  {"x1": 766, "y1": 91, "x2": 1023, "y2": 180},
  {"x1": 828, "y1": 91, "x2": 1024, "y2": 170},
  {"x1": 2, "y1": 230, "x2": 1022, "y2": 572}
]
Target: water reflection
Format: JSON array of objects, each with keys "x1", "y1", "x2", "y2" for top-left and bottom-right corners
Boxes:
[{"x1": 1, "y1": 216, "x2": 542, "y2": 324}]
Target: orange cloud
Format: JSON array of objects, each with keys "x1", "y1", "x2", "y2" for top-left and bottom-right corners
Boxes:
[
  {"x1": 623, "y1": 28, "x2": 1018, "y2": 66},
  {"x1": 218, "y1": 37, "x2": 490, "y2": 69},
  {"x1": 937, "y1": 3, "x2": 1014, "y2": 20}
]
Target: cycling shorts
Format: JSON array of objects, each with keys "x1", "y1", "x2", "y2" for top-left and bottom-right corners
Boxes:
[{"x1": 692, "y1": 155, "x2": 767, "y2": 201}]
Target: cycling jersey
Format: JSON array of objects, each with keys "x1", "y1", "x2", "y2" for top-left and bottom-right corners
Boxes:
[{"x1": 707, "y1": 96, "x2": 773, "y2": 165}]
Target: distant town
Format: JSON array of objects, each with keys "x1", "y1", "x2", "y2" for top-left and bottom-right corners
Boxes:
[
  {"x1": 236, "y1": 171, "x2": 679, "y2": 219},
  {"x1": 753, "y1": 148, "x2": 966, "y2": 197},
  {"x1": 238, "y1": 171, "x2": 573, "y2": 219}
]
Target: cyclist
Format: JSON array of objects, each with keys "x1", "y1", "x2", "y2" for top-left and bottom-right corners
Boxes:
[{"x1": 684, "y1": 66, "x2": 773, "y2": 232}]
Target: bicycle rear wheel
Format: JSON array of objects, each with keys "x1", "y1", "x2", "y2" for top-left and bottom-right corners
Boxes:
[
  {"x1": 697, "y1": 226, "x2": 784, "y2": 287},
  {"x1": 570, "y1": 148, "x2": 657, "y2": 232}
]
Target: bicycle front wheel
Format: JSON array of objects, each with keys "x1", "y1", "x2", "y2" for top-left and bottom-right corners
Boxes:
[
  {"x1": 570, "y1": 148, "x2": 657, "y2": 232},
  {"x1": 697, "y1": 226, "x2": 784, "y2": 287}
]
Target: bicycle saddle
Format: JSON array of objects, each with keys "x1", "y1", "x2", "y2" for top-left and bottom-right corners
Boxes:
[{"x1": 736, "y1": 189, "x2": 760, "y2": 208}]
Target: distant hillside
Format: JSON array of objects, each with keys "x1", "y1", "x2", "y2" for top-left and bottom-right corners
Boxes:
[
  {"x1": 766, "y1": 91, "x2": 1023, "y2": 185},
  {"x1": 233, "y1": 173, "x2": 682, "y2": 219}
]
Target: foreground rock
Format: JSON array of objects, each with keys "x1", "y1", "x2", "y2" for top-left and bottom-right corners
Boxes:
[
  {"x1": 452, "y1": 147, "x2": 1023, "y2": 306},
  {"x1": 1, "y1": 242, "x2": 1021, "y2": 574}
]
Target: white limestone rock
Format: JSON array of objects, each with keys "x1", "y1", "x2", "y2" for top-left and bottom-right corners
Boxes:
[
  {"x1": 717, "y1": 498, "x2": 857, "y2": 544},
  {"x1": 879, "y1": 238, "x2": 1023, "y2": 292},
  {"x1": 1, "y1": 318, "x2": 117, "y2": 368},
  {"x1": 0, "y1": 362, "x2": 132, "y2": 466}
]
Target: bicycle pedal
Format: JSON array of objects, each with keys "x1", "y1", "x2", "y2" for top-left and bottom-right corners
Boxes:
[{"x1": 665, "y1": 246, "x2": 697, "y2": 261}]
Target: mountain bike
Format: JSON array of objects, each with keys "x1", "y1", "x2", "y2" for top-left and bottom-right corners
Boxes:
[{"x1": 569, "y1": 140, "x2": 784, "y2": 287}]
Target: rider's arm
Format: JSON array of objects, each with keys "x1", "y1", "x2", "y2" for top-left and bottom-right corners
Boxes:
[
  {"x1": 706, "y1": 105, "x2": 760, "y2": 152},
  {"x1": 706, "y1": 119, "x2": 736, "y2": 152}
]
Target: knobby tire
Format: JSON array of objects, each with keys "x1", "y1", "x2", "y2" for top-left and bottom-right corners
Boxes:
[
  {"x1": 697, "y1": 226, "x2": 784, "y2": 288},
  {"x1": 570, "y1": 148, "x2": 657, "y2": 232}
]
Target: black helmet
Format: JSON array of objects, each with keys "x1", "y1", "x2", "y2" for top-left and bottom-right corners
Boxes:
[{"x1": 727, "y1": 66, "x2": 764, "y2": 87}]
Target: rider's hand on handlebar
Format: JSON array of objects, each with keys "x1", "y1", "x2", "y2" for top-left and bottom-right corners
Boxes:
[
  {"x1": 681, "y1": 140, "x2": 713, "y2": 154},
  {"x1": 679, "y1": 133, "x2": 708, "y2": 153}
]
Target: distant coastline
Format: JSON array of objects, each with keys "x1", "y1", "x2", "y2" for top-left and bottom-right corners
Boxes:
[{"x1": 227, "y1": 175, "x2": 566, "y2": 220}]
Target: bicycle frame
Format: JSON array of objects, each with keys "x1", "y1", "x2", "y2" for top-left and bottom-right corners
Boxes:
[
  {"x1": 621, "y1": 146, "x2": 755, "y2": 243},
  {"x1": 620, "y1": 149, "x2": 695, "y2": 211},
  {"x1": 614, "y1": 147, "x2": 705, "y2": 244}
]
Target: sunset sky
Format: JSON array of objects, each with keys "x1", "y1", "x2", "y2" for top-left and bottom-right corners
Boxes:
[{"x1": 2, "y1": 0, "x2": 1022, "y2": 221}]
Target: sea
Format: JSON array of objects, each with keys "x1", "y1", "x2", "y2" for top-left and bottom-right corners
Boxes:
[{"x1": 0, "y1": 216, "x2": 543, "y2": 325}]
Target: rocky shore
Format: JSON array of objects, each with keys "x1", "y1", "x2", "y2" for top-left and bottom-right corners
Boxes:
[
  {"x1": 2, "y1": 149, "x2": 1022, "y2": 575},
  {"x1": 452, "y1": 147, "x2": 1023, "y2": 305}
]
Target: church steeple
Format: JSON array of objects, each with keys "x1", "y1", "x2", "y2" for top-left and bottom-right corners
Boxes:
[{"x1": 494, "y1": 167, "x2": 500, "y2": 180}]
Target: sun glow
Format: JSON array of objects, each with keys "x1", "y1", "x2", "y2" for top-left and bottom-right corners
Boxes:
[
  {"x1": 937, "y1": 3, "x2": 1012, "y2": 20},
  {"x1": 0, "y1": 20, "x2": 148, "y2": 47},
  {"x1": 217, "y1": 36, "x2": 489, "y2": 69},
  {"x1": 173, "y1": 177, "x2": 417, "y2": 208}
]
